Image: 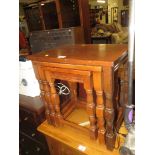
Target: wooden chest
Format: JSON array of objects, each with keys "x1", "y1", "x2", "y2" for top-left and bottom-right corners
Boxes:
[{"x1": 27, "y1": 44, "x2": 128, "y2": 150}]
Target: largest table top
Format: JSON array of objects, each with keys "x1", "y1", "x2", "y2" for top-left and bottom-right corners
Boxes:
[{"x1": 28, "y1": 44, "x2": 128, "y2": 67}]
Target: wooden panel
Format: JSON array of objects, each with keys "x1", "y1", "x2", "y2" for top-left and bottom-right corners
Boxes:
[
  {"x1": 78, "y1": 0, "x2": 91, "y2": 43},
  {"x1": 23, "y1": 0, "x2": 90, "y2": 42},
  {"x1": 59, "y1": 0, "x2": 80, "y2": 28},
  {"x1": 55, "y1": 0, "x2": 63, "y2": 28},
  {"x1": 41, "y1": 2, "x2": 59, "y2": 29},
  {"x1": 24, "y1": 5, "x2": 43, "y2": 32}
]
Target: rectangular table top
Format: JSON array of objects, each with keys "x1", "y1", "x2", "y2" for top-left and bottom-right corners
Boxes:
[
  {"x1": 38, "y1": 120, "x2": 121, "y2": 155},
  {"x1": 27, "y1": 44, "x2": 128, "y2": 66}
]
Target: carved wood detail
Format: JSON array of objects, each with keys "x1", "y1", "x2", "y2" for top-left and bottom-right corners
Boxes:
[
  {"x1": 84, "y1": 77, "x2": 97, "y2": 140},
  {"x1": 48, "y1": 78, "x2": 63, "y2": 127},
  {"x1": 93, "y1": 72, "x2": 106, "y2": 144}
]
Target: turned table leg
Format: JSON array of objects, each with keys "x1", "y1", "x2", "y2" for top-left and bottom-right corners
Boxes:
[
  {"x1": 93, "y1": 72, "x2": 106, "y2": 144},
  {"x1": 104, "y1": 67, "x2": 116, "y2": 150},
  {"x1": 49, "y1": 78, "x2": 63, "y2": 127},
  {"x1": 84, "y1": 76, "x2": 97, "y2": 140},
  {"x1": 44, "y1": 70, "x2": 63, "y2": 127},
  {"x1": 43, "y1": 80, "x2": 56, "y2": 126},
  {"x1": 38, "y1": 67, "x2": 57, "y2": 126},
  {"x1": 32, "y1": 64, "x2": 52, "y2": 124},
  {"x1": 38, "y1": 80, "x2": 51, "y2": 124}
]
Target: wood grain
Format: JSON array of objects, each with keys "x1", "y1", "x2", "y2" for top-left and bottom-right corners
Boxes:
[{"x1": 38, "y1": 120, "x2": 120, "y2": 155}]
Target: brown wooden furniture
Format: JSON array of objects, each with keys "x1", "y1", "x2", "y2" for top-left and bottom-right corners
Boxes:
[
  {"x1": 27, "y1": 44, "x2": 128, "y2": 150},
  {"x1": 19, "y1": 94, "x2": 50, "y2": 155},
  {"x1": 38, "y1": 120, "x2": 121, "y2": 155},
  {"x1": 23, "y1": 0, "x2": 91, "y2": 43}
]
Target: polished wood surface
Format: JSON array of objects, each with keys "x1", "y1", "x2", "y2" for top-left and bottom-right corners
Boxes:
[
  {"x1": 78, "y1": 0, "x2": 91, "y2": 43},
  {"x1": 55, "y1": 0, "x2": 63, "y2": 28},
  {"x1": 27, "y1": 44, "x2": 128, "y2": 150},
  {"x1": 38, "y1": 120, "x2": 120, "y2": 155},
  {"x1": 24, "y1": 0, "x2": 91, "y2": 42},
  {"x1": 28, "y1": 44, "x2": 127, "y2": 66}
]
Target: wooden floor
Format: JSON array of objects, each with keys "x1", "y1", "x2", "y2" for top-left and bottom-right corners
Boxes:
[{"x1": 38, "y1": 120, "x2": 126, "y2": 155}]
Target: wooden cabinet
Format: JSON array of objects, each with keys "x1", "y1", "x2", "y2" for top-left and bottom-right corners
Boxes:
[
  {"x1": 23, "y1": 0, "x2": 91, "y2": 43},
  {"x1": 41, "y1": 2, "x2": 59, "y2": 30},
  {"x1": 58, "y1": 0, "x2": 81, "y2": 28},
  {"x1": 27, "y1": 44, "x2": 128, "y2": 150},
  {"x1": 24, "y1": 1, "x2": 59, "y2": 31},
  {"x1": 24, "y1": 5, "x2": 43, "y2": 32},
  {"x1": 24, "y1": 0, "x2": 80, "y2": 31},
  {"x1": 19, "y1": 95, "x2": 50, "y2": 155}
]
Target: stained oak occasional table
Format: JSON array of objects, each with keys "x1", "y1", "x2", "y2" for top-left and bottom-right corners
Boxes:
[
  {"x1": 27, "y1": 44, "x2": 128, "y2": 151},
  {"x1": 37, "y1": 120, "x2": 121, "y2": 155}
]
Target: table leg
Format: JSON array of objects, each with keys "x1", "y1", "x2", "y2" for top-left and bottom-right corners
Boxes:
[
  {"x1": 38, "y1": 67, "x2": 57, "y2": 126},
  {"x1": 43, "y1": 80, "x2": 56, "y2": 126},
  {"x1": 38, "y1": 80, "x2": 51, "y2": 124},
  {"x1": 93, "y1": 72, "x2": 106, "y2": 144},
  {"x1": 84, "y1": 76, "x2": 97, "y2": 140},
  {"x1": 104, "y1": 67, "x2": 116, "y2": 150},
  {"x1": 44, "y1": 70, "x2": 63, "y2": 127},
  {"x1": 32, "y1": 64, "x2": 52, "y2": 124},
  {"x1": 49, "y1": 78, "x2": 63, "y2": 127}
]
